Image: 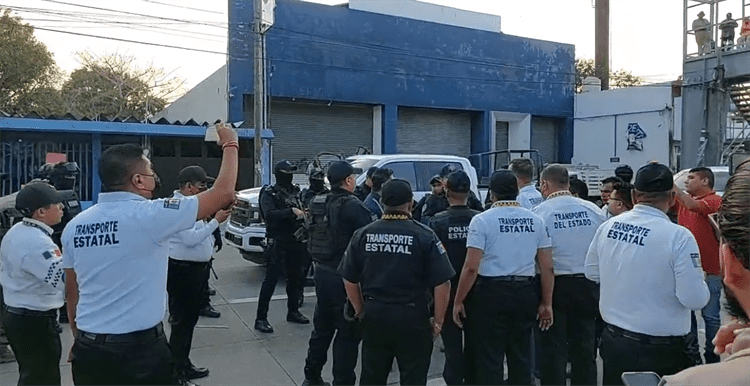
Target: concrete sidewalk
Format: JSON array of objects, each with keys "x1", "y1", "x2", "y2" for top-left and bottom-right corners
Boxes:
[{"x1": 0, "y1": 247, "x2": 447, "y2": 385}]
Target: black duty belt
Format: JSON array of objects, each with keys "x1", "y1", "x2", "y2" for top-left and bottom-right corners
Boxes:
[
  {"x1": 556, "y1": 273, "x2": 588, "y2": 279},
  {"x1": 605, "y1": 323, "x2": 686, "y2": 346},
  {"x1": 363, "y1": 296, "x2": 421, "y2": 308},
  {"x1": 4, "y1": 305, "x2": 57, "y2": 317},
  {"x1": 477, "y1": 275, "x2": 534, "y2": 283},
  {"x1": 313, "y1": 261, "x2": 339, "y2": 274},
  {"x1": 168, "y1": 258, "x2": 209, "y2": 267},
  {"x1": 78, "y1": 322, "x2": 164, "y2": 344}
]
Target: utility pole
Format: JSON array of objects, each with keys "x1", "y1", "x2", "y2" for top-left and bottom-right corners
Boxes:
[
  {"x1": 253, "y1": 0, "x2": 268, "y2": 187},
  {"x1": 595, "y1": 0, "x2": 610, "y2": 90}
]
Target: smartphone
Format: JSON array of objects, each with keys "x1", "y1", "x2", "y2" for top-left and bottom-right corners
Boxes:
[
  {"x1": 204, "y1": 124, "x2": 219, "y2": 142},
  {"x1": 621, "y1": 371, "x2": 661, "y2": 386}
]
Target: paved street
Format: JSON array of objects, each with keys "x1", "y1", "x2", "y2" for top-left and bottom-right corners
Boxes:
[{"x1": 0, "y1": 245, "x2": 447, "y2": 386}]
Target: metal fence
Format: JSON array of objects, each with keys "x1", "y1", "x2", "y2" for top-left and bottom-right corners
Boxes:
[{"x1": 0, "y1": 139, "x2": 93, "y2": 201}]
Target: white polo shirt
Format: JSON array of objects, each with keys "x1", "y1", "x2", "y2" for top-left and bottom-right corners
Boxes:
[
  {"x1": 466, "y1": 201, "x2": 551, "y2": 277},
  {"x1": 168, "y1": 191, "x2": 218, "y2": 262},
  {"x1": 533, "y1": 192, "x2": 605, "y2": 275},
  {"x1": 0, "y1": 218, "x2": 64, "y2": 311},
  {"x1": 62, "y1": 191, "x2": 199, "y2": 334},
  {"x1": 585, "y1": 204, "x2": 710, "y2": 336},
  {"x1": 517, "y1": 184, "x2": 544, "y2": 210}
]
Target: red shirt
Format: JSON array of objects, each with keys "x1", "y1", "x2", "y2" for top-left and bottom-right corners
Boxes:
[{"x1": 674, "y1": 192, "x2": 722, "y2": 275}]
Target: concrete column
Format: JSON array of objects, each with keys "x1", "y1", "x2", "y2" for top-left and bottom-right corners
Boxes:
[
  {"x1": 383, "y1": 105, "x2": 398, "y2": 154},
  {"x1": 559, "y1": 117, "x2": 574, "y2": 163},
  {"x1": 681, "y1": 85, "x2": 704, "y2": 168},
  {"x1": 91, "y1": 133, "x2": 102, "y2": 204},
  {"x1": 372, "y1": 106, "x2": 383, "y2": 154}
]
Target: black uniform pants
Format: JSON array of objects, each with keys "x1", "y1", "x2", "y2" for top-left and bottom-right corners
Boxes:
[
  {"x1": 360, "y1": 301, "x2": 433, "y2": 386},
  {"x1": 2, "y1": 308, "x2": 62, "y2": 386},
  {"x1": 539, "y1": 276, "x2": 599, "y2": 386},
  {"x1": 167, "y1": 258, "x2": 208, "y2": 373},
  {"x1": 71, "y1": 323, "x2": 177, "y2": 385},
  {"x1": 466, "y1": 278, "x2": 537, "y2": 386},
  {"x1": 257, "y1": 240, "x2": 306, "y2": 320},
  {"x1": 200, "y1": 258, "x2": 213, "y2": 309},
  {"x1": 304, "y1": 265, "x2": 361, "y2": 385},
  {"x1": 441, "y1": 301, "x2": 474, "y2": 386},
  {"x1": 601, "y1": 324, "x2": 693, "y2": 386}
]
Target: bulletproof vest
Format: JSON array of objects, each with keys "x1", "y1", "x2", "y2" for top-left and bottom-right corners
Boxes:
[
  {"x1": 306, "y1": 192, "x2": 333, "y2": 261},
  {"x1": 51, "y1": 190, "x2": 82, "y2": 249}
]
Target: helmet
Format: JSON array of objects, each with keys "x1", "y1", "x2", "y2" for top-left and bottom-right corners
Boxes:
[
  {"x1": 309, "y1": 169, "x2": 325, "y2": 182},
  {"x1": 273, "y1": 160, "x2": 296, "y2": 175},
  {"x1": 440, "y1": 164, "x2": 459, "y2": 178}
]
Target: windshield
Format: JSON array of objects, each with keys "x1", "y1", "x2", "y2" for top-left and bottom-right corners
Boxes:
[{"x1": 348, "y1": 158, "x2": 378, "y2": 178}]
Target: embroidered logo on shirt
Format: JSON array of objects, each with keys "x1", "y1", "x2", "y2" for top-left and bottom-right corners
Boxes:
[
  {"x1": 691, "y1": 253, "x2": 702, "y2": 268},
  {"x1": 437, "y1": 242, "x2": 447, "y2": 255},
  {"x1": 164, "y1": 198, "x2": 181, "y2": 210},
  {"x1": 42, "y1": 249, "x2": 61, "y2": 260}
]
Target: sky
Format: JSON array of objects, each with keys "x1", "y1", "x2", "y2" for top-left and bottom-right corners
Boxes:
[{"x1": 2, "y1": 0, "x2": 748, "y2": 95}]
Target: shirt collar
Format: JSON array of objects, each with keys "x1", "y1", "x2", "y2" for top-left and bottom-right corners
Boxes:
[
  {"x1": 692, "y1": 190, "x2": 717, "y2": 200},
  {"x1": 546, "y1": 190, "x2": 571, "y2": 200},
  {"x1": 520, "y1": 184, "x2": 536, "y2": 191},
  {"x1": 632, "y1": 203, "x2": 670, "y2": 220},
  {"x1": 173, "y1": 191, "x2": 185, "y2": 198},
  {"x1": 21, "y1": 218, "x2": 54, "y2": 236},
  {"x1": 97, "y1": 191, "x2": 148, "y2": 203},
  {"x1": 492, "y1": 200, "x2": 520, "y2": 208}
]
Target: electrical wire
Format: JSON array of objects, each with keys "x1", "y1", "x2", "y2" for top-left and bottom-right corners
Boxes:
[{"x1": 141, "y1": 0, "x2": 224, "y2": 15}]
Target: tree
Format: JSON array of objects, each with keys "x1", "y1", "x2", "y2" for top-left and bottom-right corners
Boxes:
[
  {"x1": 0, "y1": 8, "x2": 64, "y2": 115},
  {"x1": 61, "y1": 52, "x2": 185, "y2": 121},
  {"x1": 575, "y1": 58, "x2": 644, "y2": 93}
]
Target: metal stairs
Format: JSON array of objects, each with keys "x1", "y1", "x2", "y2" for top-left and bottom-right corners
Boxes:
[{"x1": 730, "y1": 80, "x2": 750, "y2": 124}]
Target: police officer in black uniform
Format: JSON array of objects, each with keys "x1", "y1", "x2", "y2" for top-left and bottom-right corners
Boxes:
[
  {"x1": 339, "y1": 179, "x2": 455, "y2": 386},
  {"x1": 302, "y1": 161, "x2": 374, "y2": 386},
  {"x1": 421, "y1": 165, "x2": 483, "y2": 224},
  {"x1": 363, "y1": 167, "x2": 393, "y2": 219},
  {"x1": 255, "y1": 160, "x2": 310, "y2": 333},
  {"x1": 353, "y1": 167, "x2": 378, "y2": 202},
  {"x1": 301, "y1": 170, "x2": 329, "y2": 208},
  {"x1": 428, "y1": 170, "x2": 480, "y2": 385},
  {"x1": 413, "y1": 174, "x2": 442, "y2": 223}
]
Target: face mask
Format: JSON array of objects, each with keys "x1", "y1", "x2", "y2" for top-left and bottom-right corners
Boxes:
[{"x1": 276, "y1": 173, "x2": 293, "y2": 187}]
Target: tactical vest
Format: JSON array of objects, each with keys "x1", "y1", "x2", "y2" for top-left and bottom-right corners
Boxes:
[{"x1": 307, "y1": 192, "x2": 333, "y2": 261}]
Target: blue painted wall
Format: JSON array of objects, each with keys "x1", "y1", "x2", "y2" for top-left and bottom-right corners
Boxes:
[{"x1": 228, "y1": 0, "x2": 575, "y2": 159}]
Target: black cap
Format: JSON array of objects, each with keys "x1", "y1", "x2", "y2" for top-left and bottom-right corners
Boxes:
[
  {"x1": 309, "y1": 169, "x2": 325, "y2": 181},
  {"x1": 273, "y1": 160, "x2": 297, "y2": 175},
  {"x1": 178, "y1": 165, "x2": 215, "y2": 184},
  {"x1": 429, "y1": 174, "x2": 442, "y2": 185},
  {"x1": 366, "y1": 166, "x2": 378, "y2": 179},
  {"x1": 446, "y1": 171, "x2": 471, "y2": 193},
  {"x1": 327, "y1": 161, "x2": 362, "y2": 185},
  {"x1": 16, "y1": 182, "x2": 67, "y2": 215},
  {"x1": 381, "y1": 179, "x2": 413, "y2": 206},
  {"x1": 634, "y1": 163, "x2": 673, "y2": 192},
  {"x1": 440, "y1": 164, "x2": 459, "y2": 178},
  {"x1": 371, "y1": 168, "x2": 393, "y2": 187},
  {"x1": 615, "y1": 164, "x2": 634, "y2": 183},
  {"x1": 490, "y1": 170, "x2": 518, "y2": 196}
]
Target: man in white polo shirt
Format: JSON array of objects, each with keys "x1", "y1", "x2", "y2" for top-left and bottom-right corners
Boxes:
[
  {"x1": 585, "y1": 163, "x2": 709, "y2": 385},
  {"x1": 533, "y1": 164, "x2": 604, "y2": 386},
  {"x1": 62, "y1": 124, "x2": 238, "y2": 385},
  {"x1": 510, "y1": 158, "x2": 543, "y2": 210}
]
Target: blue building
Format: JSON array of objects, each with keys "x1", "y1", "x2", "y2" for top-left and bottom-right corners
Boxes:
[{"x1": 226, "y1": 0, "x2": 575, "y2": 167}]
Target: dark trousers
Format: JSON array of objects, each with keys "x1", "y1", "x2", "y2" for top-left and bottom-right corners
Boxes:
[
  {"x1": 442, "y1": 302, "x2": 474, "y2": 385},
  {"x1": 167, "y1": 258, "x2": 208, "y2": 373},
  {"x1": 256, "y1": 240, "x2": 306, "y2": 320},
  {"x1": 466, "y1": 278, "x2": 537, "y2": 386},
  {"x1": 304, "y1": 265, "x2": 362, "y2": 385},
  {"x1": 360, "y1": 301, "x2": 433, "y2": 386},
  {"x1": 540, "y1": 276, "x2": 599, "y2": 386},
  {"x1": 200, "y1": 258, "x2": 213, "y2": 309},
  {"x1": 71, "y1": 323, "x2": 177, "y2": 385},
  {"x1": 2, "y1": 309, "x2": 62, "y2": 386},
  {"x1": 601, "y1": 324, "x2": 692, "y2": 386}
]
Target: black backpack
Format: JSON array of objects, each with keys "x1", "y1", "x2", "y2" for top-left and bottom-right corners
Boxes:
[{"x1": 307, "y1": 192, "x2": 333, "y2": 261}]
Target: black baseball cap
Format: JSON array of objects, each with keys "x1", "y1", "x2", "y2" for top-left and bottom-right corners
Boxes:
[
  {"x1": 16, "y1": 182, "x2": 67, "y2": 214},
  {"x1": 634, "y1": 163, "x2": 673, "y2": 192},
  {"x1": 366, "y1": 166, "x2": 378, "y2": 179},
  {"x1": 615, "y1": 164, "x2": 634, "y2": 182},
  {"x1": 381, "y1": 179, "x2": 413, "y2": 206},
  {"x1": 327, "y1": 161, "x2": 362, "y2": 185},
  {"x1": 179, "y1": 165, "x2": 215, "y2": 184},
  {"x1": 446, "y1": 171, "x2": 471, "y2": 194},
  {"x1": 429, "y1": 174, "x2": 442, "y2": 185},
  {"x1": 490, "y1": 170, "x2": 518, "y2": 196},
  {"x1": 440, "y1": 164, "x2": 459, "y2": 178}
]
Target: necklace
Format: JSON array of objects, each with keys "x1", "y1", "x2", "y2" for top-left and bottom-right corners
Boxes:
[{"x1": 382, "y1": 212, "x2": 411, "y2": 220}]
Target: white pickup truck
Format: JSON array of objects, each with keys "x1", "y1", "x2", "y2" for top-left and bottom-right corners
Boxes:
[{"x1": 224, "y1": 154, "x2": 482, "y2": 263}]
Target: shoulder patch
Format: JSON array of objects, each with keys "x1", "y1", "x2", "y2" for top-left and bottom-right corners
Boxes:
[
  {"x1": 164, "y1": 198, "x2": 181, "y2": 210},
  {"x1": 436, "y1": 242, "x2": 447, "y2": 255},
  {"x1": 691, "y1": 253, "x2": 702, "y2": 268},
  {"x1": 43, "y1": 249, "x2": 62, "y2": 260}
]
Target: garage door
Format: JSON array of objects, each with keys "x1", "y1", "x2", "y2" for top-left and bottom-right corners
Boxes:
[
  {"x1": 397, "y1": 108, "x2": 471, "y2": 156},
  {"x1": 495, "y1": 121, "x2": 509, "y2": 151},
  {"x1": 244, "y1": 97, "x2": 373, "y2": 164},
  {"x1": 531, "y1": 117, "x2": 560, "y2": 164}
]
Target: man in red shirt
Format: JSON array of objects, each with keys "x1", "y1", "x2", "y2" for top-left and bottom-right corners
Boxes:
[{"x1": 673, "y1": 167, "x2": 722, "y2": 364}]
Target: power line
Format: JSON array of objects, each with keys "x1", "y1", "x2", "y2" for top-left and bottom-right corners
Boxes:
[{"x1": 141, "y1": 0, "x2": 224, "y2": 15}]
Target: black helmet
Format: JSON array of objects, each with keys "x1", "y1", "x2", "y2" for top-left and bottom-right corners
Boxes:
[
  {"x1": 309, "y1": 169, "x2": 325, "y2": 182},
  {"x1": 273, "y1": 160, "x2": 296, "y2": 175}
]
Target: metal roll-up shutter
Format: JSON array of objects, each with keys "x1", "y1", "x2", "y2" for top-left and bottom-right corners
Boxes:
[
  {"x1": 531, "y1": 117, "x2": 560, "y2": 164},
  {"x1": 397, "y1": 108, "x2": 471, "y2": 156},
  {"x1": 495, "y1": 121, "x2": 509, "y2": 151},
  {"x1": 247, "y1": 98, "x2": 373, "y2": 164}
]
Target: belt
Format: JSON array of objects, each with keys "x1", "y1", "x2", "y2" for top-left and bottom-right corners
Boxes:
[
  {"x1": 78, "y1": 322, "x2": 164, "y2": 344},
  {"x1": 4, "y1": 305, "x2": 57, "y2": 317},
  {"x1": 477, "y1": 275, "x2": 534, "y2": 282},
  {"x1": 313, "y1": 261, "x2": 340, "y2": 274},
  {"x1": 556, "y1": 273, "x2": 588, "y2": 278},
  {"x1": 605, "y1": 323, "x2": 686, "y2": 346},
  {"x1": 168, "y1": 258, "x2": 209, "y2": 267},
  {"x1": 363, "y1": 296, "x2": 421, "y2": 307}
]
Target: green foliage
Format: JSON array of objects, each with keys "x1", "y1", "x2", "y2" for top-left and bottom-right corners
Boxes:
[
  {"x1": 575, "y1": 58, "x2": 644, "y2": 93},
  {"x1": 0, "y1": 9, "x2": 64, "y2": 115}
]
